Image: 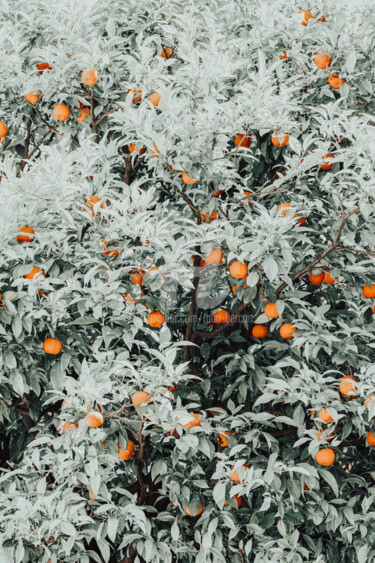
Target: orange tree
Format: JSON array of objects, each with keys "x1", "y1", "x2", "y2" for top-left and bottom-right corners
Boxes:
[{"x1": 0, "y1": 1, "x2": 375, "y2": 562}]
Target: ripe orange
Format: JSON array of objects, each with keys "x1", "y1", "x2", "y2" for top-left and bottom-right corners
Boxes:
[
  {"x1": 316, "y1": 431, "x2": 334, "y2": 441},
  {"x1": 161, "y1": 47, "x2": 174, "y2": 59},
  {"x1": 231, "y1": 284, "x2": 248, "y2": 293},
  {"x1": 214, "y1": 309, "x2": 230, "y2": 324},
  {"x1": 85, "y1": 411, "x2": 104, "y2": 427},
  {"x1": 132, "y1": 391, "x2": 150, "y2": 407},
  {"x1": 63, "y1": 422, "x2": 78, "y2": 432},
  {"x1": 0, "y1": 122, "x2": 8, "y2": 139},
  {"x1": 271, "y1": 132, "x2": 289, "y2": 147},
  {"x1": 313, "y1": 52, "x2": 331, "y2": 69},
  {"x1": 309, "y1": 270, "x2": 324, "y2": 285},
  {"x1": 82, "y1": 68, "x2": 98, "y2": 86},
  {"x1": 214, "y1": 189, "x2": 224, "y2": 197},
  {"x1": 252, "y1": 325, "x2": 268, "y2": 339},
  {"x1": 315, "y1": 448, "x2": 335, "y2": 466},
  {"x1": 185, "y1": 504, "x2": 203, "y2": 517},
  {"x1": 217, "y1": 431, "x2": 233, "y2": 447},
  {"x1": 205, "y1": 248, "x2": 223, "y2": 265},
  {"x1": 280, "y1": 48, "x2": 289, "y2": 60},
  {"x1": 186, "y1": 413, "x2": 202, "y2": 429},
  {"x1": 101, "y1": 240, "x2": 119, "y2": 258},
  {"x1": 365, "y1": 395, "x2": 375, "y2": 409},
  {"x1": 339, "y1": 375, "x2": 357, "y2": 397},
  {"x1": 320, "y1": 153, "x2": 334, "y2": 170},
  {"x1": 234, "y1": 134, "x2": 252, "y2": 148},
  {"x1": 36, "y1": 62, "x2": 52, "y2": 74},
  {"x1": 182, "y1": 171, "x2": 197, "y2": 184},
  {"x1": 52, "y1": 104, "x2": 70, "y2": 121},
  {"x1": 148, "y1": 311, "x2": 165, "y2": 327},
  {"x1": 231, "y1": 464, "x2": 249, "y2": 482},
  {"x1": 264, "y1": 303, "x2": 279, "y2": 319},
  {"x1": 86, "y1": 195, "x2": 104, "y2": 217},
  {"x1": 363, "y1": 285, "x2": 375, "y2": 298},
  {"x1": 25, "y1": 266, "x2": 45, "y2": 280},
  {"x1": 25, "y1": 91, "x2": 41, "y2": 105},
  {"x1": 229, "y1": 261, "x2": 248, "y2": 279},
  {"x1": 77, "y1": 108, "x2": 90, "y2": 122},
  {"x1": 192, "y1": 256, "x2": 206, "y2": 268},
  {"x1": 318, "y1": 408, "x2": 333, "y2": 423},
  {"x1": 278, "y1": 202, "x2": 292, "y2": 216},
  {"x1": 127, "y1": 88, "x2": 142, "y2": 102},
  {"x1": 200, "y1": 210, "x2": 218, "y2": 222},
  {"x1": 118, "y1": 440, "x2": 135, "y2": 460},
  {"x1": 129, "y1": 143, "x2": 146, "y2": 155},
  {"x1": 243, "y1": 191, "x2": 252, "y2": 207},
  {"x1": 298, "y1": 10, "x2": 314, "y2": 26},
  {"x1": 130, "y1": 269, "x2": 144, "y2": 286},
  {"x1": 43, "y1": 338, "x2": 62, "y2": 355},
  {"x1": 367, "y1": 432, "x2": 375, "y2": 446},
  {"x1": 148, "y1": 92, "x2": 161, "y2": 106},
  {"x1": 224, "y1": 494, "x2": 242, "y2": 508},
  {"x1": 323, "y1": 270, "x2": 336, "y2": 285},
  {"x1": 327, "y1": 73, "x2": 344, "y2": 89},
  {"x1": 280, "y1": 323, "x2": 296, "y2": 339},
  {"x1": 17, "y1": 226, "x2": 35, "y2": 243}
]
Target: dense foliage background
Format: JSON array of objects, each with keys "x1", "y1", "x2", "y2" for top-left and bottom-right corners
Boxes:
[{"x1": 1, "y1": 0, "x2": 375, "y2": 561}]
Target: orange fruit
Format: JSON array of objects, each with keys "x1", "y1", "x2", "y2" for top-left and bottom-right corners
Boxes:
[
  {"x1": 185, "y1": 503, "x2": 203, "y2": 517},
  {"x1": 367, "y1": 432, "x2": 375, "y2": 446},
  {"x1": 224, "y1": 494, "x2": 242, "y2": 508},
  {"x1": 318, "y1": 408, "x2": 333, "y2": 423},
  {"x1": 271, "y1": 132, "x2": 289, "y2": 147},
  {"x1": 323, "y1": 270, "x2": 336, "y2": 285},
  {"x1": 229, "y1": 261, "x2": 248, "y2": 279},
  {"x1": 278, "y1": 202, "x2": 292, "y2": 216},
  {"x1": 234, "y1": 134, "x2": 252, "y2": 148},
  {"x1": 315, "y1": 448, "x2": 335, "y2": 466},
  {"x1": 214, "y1": 189, "x2": 224, "y2": 197},
  {"x1": 280, "y1": 323, "x2": 296, "y2": 339},
  {"x1": 148, "y1": 311, "x2": 165, "y2": 327},
  {"x1": 186, "y1": 413, "x2": 202, "y2": 429},
  {"x1": 36, "y1": 62, "x2": 52, "y2": 74},
  {"x1": 205, "y1": 248, "x2": 223, "y2": 265},
  {"x1": 365, "y1": 395, "x2": 375, "y2": 409},
  {"x1": 317, "y1": 16, "x2": 326, "y2": 22},
  {"x1": 43, "y1": 338, "x2": 62, "y2": 355},
  {"x1": 327, "y1": 73, "x2": 344, "y2": 89},
  {"x1": 243, "y1": 191, "x2": 252, "y2": 207},
  {"x1": 86, "y1": 195, "x2": 104, "y2": 217},
  {"x1": 77, "y1": 108, "x2": 90, "y2": 122},
  {"x1": 298, "y1": 10, "x2": 314, "y2": 26},
  {"x1": 101, "y1": 240, "x2": 119, "y2": 258},
  {"x1": 200, "y1": 210, "x2": 218, "y2": 222},
  {"x1": 118, "y1": 440, "x2": 135, "y2": 460},
  {"x1": 52, "y1": 104, "x2": 70, "y2": 121},
  {"x1": 127, "y1": 88, "x2": 142, "y2": 102},
  {"x1": 316, "y1": 431, "x2": 334, "y2": 441},
  {"x1": 320, "y1": 153, "x2": 334, "y2": 170},
  {"x1": 231, "y1": 284, "x2": 248, "y2": 293},
  {"x1": 313, "y1": 52, "x2": 332, "y2": 69},
  {"x1": 85, "y1": 411, "x2": 104, "y2": 427},
  {"x1": 182, "y1": 171, "x2": 197, "y2": 184},
  {"x1": 130, "y1": 269, "x2": 144, "y2": 286},
  {"x1": 25, "y1": 266, "x2": 45, "y2": 280},
  {"x1": 132, "y1": 391, "x2": 150, "y2": 407},
  {"x1": 0, "y1": 122, "x2": 8, "y2": 139},
  {"x1": 264, "y1": 303, "x2": 279, "y2": 318},
  {"x1": 280, "y1": 48, "x2": 289, "y2": 60},
  {"x1": 217, "y1": 431, "x2": 233, "y2": 447},
  {"x1": 82, "y1": 68, "x2": 98, "y2": 86},
  {"x1": 129, "y1": 143, "x2": 146, "y2": 155},
  {"x1": 339, "y1": 375, "x2": 357, "y2": 397},
  {"x1": 161, "y1": 47, "x2": 174, "y2": 59},
  {"x1": 25, "y1": 91, "x2": 41, "y2": 105},
  {"x1": 363, "y1": 285, "x2": 375, "y2": 298},
  {"x1": 231, "y1": 464, "x2": 249, "y2": 482},
  {"x1": 214, "y1": 309, "x2": 230, "y2": 324},
  {"x1": 309, "y1": 270, "x2": 324, "y2": 285},
  {"x1": 148, "y1": 92, "x2": 161, "y2": 106},
  {"x1": 63, "y1": 422, "x2": 78, "y2": 432},
  {"x1": 17, "y1": 226, "x2": 35, "y2": 243},
  {"x1": 252, "y1": 325, "x2": 268, "y2": 339},
  {"x1": 192, "y1": 256, "x2": 206, "y2": 268}
]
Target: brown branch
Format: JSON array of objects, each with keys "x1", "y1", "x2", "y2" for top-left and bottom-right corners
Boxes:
[
  {"x1": 96, "y1": 103, "x2": 121, "y2": 125},
  {"x1": 28, "y1": 130, "x2": 54, "y2": 161},
  {"x1": 30, "y1": 105, "x2": 62, "y2": 136},
  {"x1": 120, "y1": 545, "x2": 137, "y2": 563},
  {"x1": 173, "y1": 186, "x2": 202, "y2": 223},
  {"x1": 123, "y1": 155, "x2": 132, "y2": 185},
  {"x1": 17, "y1": 118, "x2": 32, "y2": 176},
  {"x1": 134, "y1": 422, "x2": 147, "y2": 506},
  {"x1": 336, "y1": 247, "x2": 375, "y2": 255},
  {"x1": 275, "y1": 206, "x2": 360, "y2": 298},
  {"x1": 85, "y1": 86, "x2": 99, "y2": 143}
]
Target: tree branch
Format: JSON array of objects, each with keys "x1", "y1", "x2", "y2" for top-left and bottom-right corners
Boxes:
[
  {"x1": 173, "y1": 185, "x2": 202, "y2": 223},
  {"x1": 17, "y1": 118, "x2": 32, "y2": 176},
  {"x1": 275, "y1": 206, "x2": 360, "y2": 298},
  {"x1": 30, "y1": 105, "x2": 63, "y2": 136}
]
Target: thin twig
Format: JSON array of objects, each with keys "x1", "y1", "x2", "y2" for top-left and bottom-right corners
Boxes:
[{"x1": 30, "y1": 105, "x2": 62, "y2": 135}]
